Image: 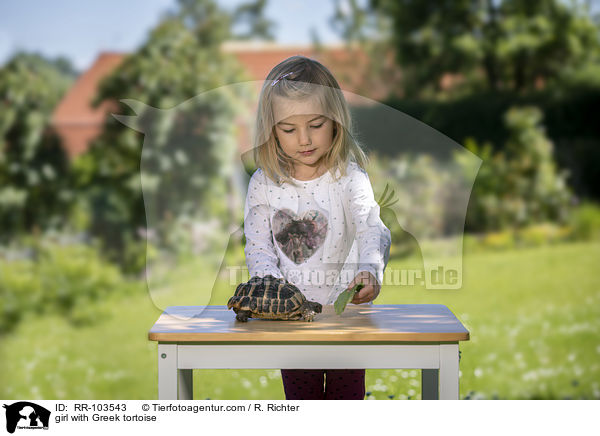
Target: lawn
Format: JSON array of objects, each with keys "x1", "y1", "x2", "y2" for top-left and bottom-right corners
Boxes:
[{"x1": 1, "y1": 240, "x2": 599, "y2": 400}]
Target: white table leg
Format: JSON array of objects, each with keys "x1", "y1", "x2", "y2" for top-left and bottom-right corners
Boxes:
[
  {"x1": 158, "y1": 344, "x2": 178, "y2": 399},
  {"x1": 439, "y1": 343, "x2": 459, "y2": 400},
  {"x1": 421, "y1": 369, "x2": 439, "y2": 400},
  {"x1": 178, "y1": 369, "x2": 193, "y2": 400}
]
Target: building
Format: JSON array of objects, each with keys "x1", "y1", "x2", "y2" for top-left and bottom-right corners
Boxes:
[{"x1": 50, "y1": 41, "x2": 402, "y2": 159}]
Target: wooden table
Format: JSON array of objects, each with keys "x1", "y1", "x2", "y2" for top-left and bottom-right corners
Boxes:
[{"x1": 148, "y1": 304, "x2": 470, "y2": 400}]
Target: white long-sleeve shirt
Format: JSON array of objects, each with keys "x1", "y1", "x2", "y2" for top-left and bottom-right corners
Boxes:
[{"x1": 243, "y1": 161, "x2": 391, "y2": 305}]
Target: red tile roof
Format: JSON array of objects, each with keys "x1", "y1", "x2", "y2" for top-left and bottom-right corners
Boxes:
[
  {"x1": 51, "y1": 52, "x2": 126, "y2": 125},
  {"x1": 51, "y1": 52, "x2": 126, "y2": 157},
  {"x1": 51, "y1": 41, "x2": 401, "y2": 157}
]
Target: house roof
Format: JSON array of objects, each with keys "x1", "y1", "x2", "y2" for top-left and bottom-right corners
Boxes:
[
  {"x1": 51, "y1": 52, "x2": 127, "y2": 126},
  {"x1": 51, "y1": 41, "x2": 396, "y2": 127},
  {"x1": 50, "y1": 40, "x2": 403, "y2": 157}
]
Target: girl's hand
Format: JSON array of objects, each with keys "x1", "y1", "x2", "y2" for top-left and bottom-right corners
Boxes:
[{"x1": 348, "y1": 271, "x2": 381, "y2": 304}]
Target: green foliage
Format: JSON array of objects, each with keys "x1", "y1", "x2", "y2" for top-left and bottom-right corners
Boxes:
[
  {"x1": 516, "y1": 222, "x2": 571, "y2": 247},
  {"x1": 0, "y1": 52, "x2": 75, "y2": 241},
  {"x1": 382, "y1": 85, "x2": 600, "y2": 156},
  {"x1": 0, "y1": 236, "x2": 134, "y2": 334},
  {"x1": 481, "y1": 229, "x2": 517, "y2": 251},
  {"x1": 549, "y1": 61, "x2": 600, "y2": 89},
  {"x1": 466, "y1": 222, "x2": 572, "y2": 252},
  {"x1": 503, "y1": 106, "x2": 572, "y2": 225},
  {"x1": 330, "y1": 0, "x2": 372, "y2": 43},
  {"x1": 381, "y1": 84, "x2": 600, "y2": 200},
  {"x1": 368, "y1": 0, "x2": 600, "y2": 96},
  {"x1": 568, "y1": 201, "x2": 600, "y2": 241},
  {"x1": 230, "y1": 0, "x2": 276, "y2": 41},
  {"x1": 0, "y1": 259, "x2": 37, "y2": 333},
  {"x1": 73, "y1": 0, "x2": 250, "y2": 273},
  {"x1": 457, "y1": 106, "x2": 573, "y2": 232}
]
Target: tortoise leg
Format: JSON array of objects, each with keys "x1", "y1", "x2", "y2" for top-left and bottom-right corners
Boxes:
[
  {"x1": 236, "y1": 311, "x2": 251, "y2": 322},
  {"x1": 301, "y1": 308, "x2": 316, "y2": 322}
]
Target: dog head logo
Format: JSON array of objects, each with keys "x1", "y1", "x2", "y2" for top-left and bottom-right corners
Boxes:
[
  {"x1": 3, "y1": 402, "x2": 50, "y2": 433},
  {"x1": 113, "y1": 81, "x2": 482, "y2": 316}
]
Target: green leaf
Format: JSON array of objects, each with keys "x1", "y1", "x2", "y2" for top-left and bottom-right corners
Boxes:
[
  {"x1": 334, "y1": 283, "x2": 365, "y2": 315},
  {"x1": 384, "y1": 188, "x2": 396, "y2": 206},
  {"x1": 380, "y1": 207, "x2": 398, "y2": 232},
  {"x1": 377, "y1": 183, "x2": 389, "y2": 205}
]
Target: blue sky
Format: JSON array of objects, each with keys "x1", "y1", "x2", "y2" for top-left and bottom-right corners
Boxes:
[{"x1": 0, "y1": 0, "x2": 348, "y2": 71}]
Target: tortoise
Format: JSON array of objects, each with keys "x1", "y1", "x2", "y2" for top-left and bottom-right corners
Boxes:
[{"x1": 227, "y1": 275, "x2": 322, "y2": 322}]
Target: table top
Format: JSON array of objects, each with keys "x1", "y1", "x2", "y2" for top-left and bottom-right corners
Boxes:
[{"x1": 148, "y1": 304, "x2": 470, "y2": 342}]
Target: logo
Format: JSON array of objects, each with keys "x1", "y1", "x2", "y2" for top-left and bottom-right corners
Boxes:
[{"x1": 2, "y1": 402, "x2": 50, "y2": 434}]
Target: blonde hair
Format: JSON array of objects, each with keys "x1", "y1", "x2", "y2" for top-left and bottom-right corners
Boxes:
[{"x1": 252, "y1": 55, "x2": 369, "y2": 187}]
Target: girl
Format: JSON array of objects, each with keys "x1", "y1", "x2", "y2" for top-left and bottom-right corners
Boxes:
[{"x1": 243, "y1": 55, "x2": 391, "y2": 400}]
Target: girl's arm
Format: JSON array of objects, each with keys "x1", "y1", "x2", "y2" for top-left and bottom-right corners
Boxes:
[
  {"x1": 345, "y1": 166, "x2": 391, "y2": 301},
  {"x1": 244, "y1": 169, "x2": 284, "y2": 279}
]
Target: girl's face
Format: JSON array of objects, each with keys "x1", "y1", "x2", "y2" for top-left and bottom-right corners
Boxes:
[{"x1": 272, "y1": 96, "x2": 335, "y2": 178}]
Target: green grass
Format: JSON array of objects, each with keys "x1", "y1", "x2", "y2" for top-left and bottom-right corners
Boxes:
[{"x1": 1, "y1": 240, "x2": 599, "y2": 400}]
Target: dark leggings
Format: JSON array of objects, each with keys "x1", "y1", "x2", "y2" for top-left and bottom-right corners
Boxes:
[{"x1": 281, "y1": 369, "x2": 366, "y2": 400}]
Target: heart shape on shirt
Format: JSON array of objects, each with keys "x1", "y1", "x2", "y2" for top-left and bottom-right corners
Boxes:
[{"x1": 272, "y1": 209, "x2": 328, "y2": 264}]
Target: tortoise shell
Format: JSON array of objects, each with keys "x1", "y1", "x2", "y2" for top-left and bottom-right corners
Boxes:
[{"x1": 227, "y1": 275, "x2": 321, "y2": 321}]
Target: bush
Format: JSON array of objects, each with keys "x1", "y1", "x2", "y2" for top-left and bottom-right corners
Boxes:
[
  {"x1": 0, "y1": 260, "x2": 40, "y2": 333},
  {"x1": 481, "y1": 229, "x2": 516, "y2": 251},
  {"x1": 516, "y1": 223, "x2": 572, "y2": 247},
  {"x1": 457, "y1": 106, "x2": 573, "y2": 232},
  {"x1": 568, "y1": 201, "x2": 600, "y2": 241},
  {"x1": 464, "y1": 222, "x2": 574, "y2": 253},
  {"x1": 36, "y1": 242, "x2": 121, "y2": 314},
  {"x1": 0, "y1": 53, "x2": 75, "y2": 243},
  {"x1": 0, "y1": 235, "x2": 137, "y2": 333},
  {"x1": 380, "y1": 85, "x2": 600, "y2": 200}
]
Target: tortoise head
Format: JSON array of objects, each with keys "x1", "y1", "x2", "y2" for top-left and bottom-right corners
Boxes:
[
  {"x1": 301, "y1": 307, "x2": 317, "y2": 322},
  {"x1": 300, "y1": 301, "x2": 322, "y2": 322},
  {"x1": 309, "y1": 301, "x2": 322, "y2": 313}
]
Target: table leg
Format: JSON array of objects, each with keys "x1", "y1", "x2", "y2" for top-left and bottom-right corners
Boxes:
[
  {"x1": 421, "y1": 369, "x2": 439, "y2": 400},
  {"x1": 158, "y1": 344, "x2": 178, "y2": 400},
  {"x1": 439, "y1": 343, "x2": 459, "y2": 400},
  {"x1": 178, "y1": 369, "x2": 193, "y2": 400}
]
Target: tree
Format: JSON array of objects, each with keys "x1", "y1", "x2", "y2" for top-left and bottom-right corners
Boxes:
[
  {"x1": 76, "y1": 0, "x2": 251, "y2": 272},
  {"x1": 364, "y1": 0, "x2": 600, "y2": 97},
  {"x1": 0, "y1": 53, "x2": 75, "y2": 241},
  {"x1": 230, "y1": 0, "x2": 276, "y2": 40},
  {"x1": 457, "y1": 106, "x2": 572, "y2": 231},
  {"x1": 330, "y1": 0, "x2": 371, "y2": 44},
  {"x1": 327, "y1": 0, "x2": 403, "y2": 98}
]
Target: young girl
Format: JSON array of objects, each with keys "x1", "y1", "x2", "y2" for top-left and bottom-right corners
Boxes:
[{"x1": 243, "y1": 55, "x2": 391, "y2": 400}]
